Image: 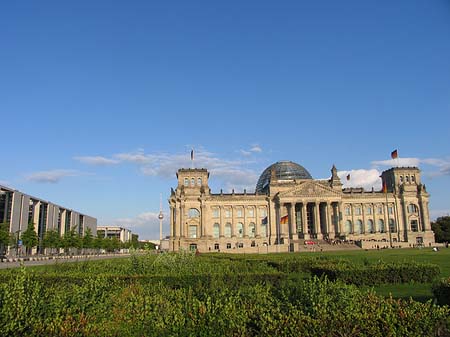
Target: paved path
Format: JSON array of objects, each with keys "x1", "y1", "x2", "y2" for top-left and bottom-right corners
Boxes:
[{"x1": 0, "y1": 254, "x2": 132, "y2": 269}]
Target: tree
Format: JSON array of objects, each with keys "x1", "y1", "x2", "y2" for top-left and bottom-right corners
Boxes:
[
  {"x1": 62, "y1": 229, "x2": 81, "y2": 254},
  {"x1": 82, "y1": 227, "x2": 94, "y2": 253},
  {"x1": 21, "y1": 222, "x2": 38, "y2": 255},
  {"x1": 431, "y1": 216, "x2": 450, "y2": 243},
  {"x1": 43, "y1": 230, "x2": 61, "y2": 255},
  {"x1": 0, "y1": 222, "x2": 10, "y2": 256}
]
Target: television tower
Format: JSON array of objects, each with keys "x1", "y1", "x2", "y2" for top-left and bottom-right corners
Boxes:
[{"x1": 158, "y1": 194, "x2": 164, "y2": 242}]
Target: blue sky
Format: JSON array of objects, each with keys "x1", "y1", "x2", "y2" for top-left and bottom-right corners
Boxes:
[{"x1": 1, "y1": 0, "x2": 450, "y2": 239}]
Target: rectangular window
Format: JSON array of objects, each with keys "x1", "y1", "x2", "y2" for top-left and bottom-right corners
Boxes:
[
  {"x1": 355, "y1": 207, "x2": 361, "y2": 215},
  {"x1": 260, "y1": 208, "x2": 267, "y2": 217},
  {"x1": 388, "y1": 207, "x2": 393, "y2": 215},
  {"x1": 366, "y1": 207, "x2": 372, "y2": 215},
  {"x1": 248, "y1": 208, "x2": 254, "y2": 217},
  {"x1": 212, "y1": 208, "x2": 219, "y2": 218},
  {"x1": 345, "y1": 207, "x2": 351, "y2": 216},
  {"x1": 225, "y1": 209, "x2": 231, "y2": 218},
  {"x1": 189, "y1": 225, "x2": 197, "y2": 238},
  {"x1": 236, "y1": 209, "x2": 243, "y2": 217},
  {"x1": 377, "y1": 207, "x2": 383, "y2": 215}
]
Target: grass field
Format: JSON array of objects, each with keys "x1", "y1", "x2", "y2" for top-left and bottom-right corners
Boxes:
[{"x1": 207, "y1": 247, "x2": 450, "y2": 301}]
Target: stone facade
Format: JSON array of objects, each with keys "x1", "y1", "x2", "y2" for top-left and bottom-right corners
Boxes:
[{"x1": 169, "y1": 162, "x2": 434, "y2": 253}]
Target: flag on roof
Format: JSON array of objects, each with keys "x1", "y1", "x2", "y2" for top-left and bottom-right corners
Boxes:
[
  {"x1": 280, "y1": 215, "x2": 288, "y2": 224},
  {"x1": 391, "y1": 149, "x2": 398, "y2": 159}
]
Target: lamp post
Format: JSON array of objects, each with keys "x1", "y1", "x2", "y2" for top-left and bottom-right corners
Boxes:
[{"x1": 158, "y1": 194, "x2": 164, "y2": 245}]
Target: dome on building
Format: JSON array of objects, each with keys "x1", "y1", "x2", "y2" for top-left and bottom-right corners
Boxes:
[{"x1": 256, "y1": 161, "x2": 313, "y2": 193}]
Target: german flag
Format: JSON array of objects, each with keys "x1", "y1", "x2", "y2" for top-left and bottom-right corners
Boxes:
[
  {"x1": 382, "y1": 182, "x2": 387, "y2": 193},
  {"x1": 280, "y1": 215, "x2": 289, "y2": 224},
  {"x1": 391, "y1": 149, "x2": 398, "y2": 159},
  {"x1": 346, "y1": 174, "x2": 350, "y2": 181}
]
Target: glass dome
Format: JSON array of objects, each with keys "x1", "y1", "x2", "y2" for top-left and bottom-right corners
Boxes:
[{"x1": 256, "y1": 161, "x2": 313, "y2": 193}]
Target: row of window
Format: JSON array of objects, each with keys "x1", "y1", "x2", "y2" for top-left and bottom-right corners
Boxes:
[
  {"x1": 184, "y1": 177, "x2": 202, "y2": 187},
  {"x1": 187, "y1": 207, "x2": 268, "y2": 219},
  {"x1": 189, "y1": 242, "x2": 268, "y2": 251},
  {"x1": 188, "y1": 223, "x2": 268, "y2": 239},
  {"x1": 344, "y1": 219, "x2": 395, "y2": 234},
  {"x1": 399, "y1": 175, "x2": 416, "y2": 184},
  {"x1": 212, "y1": 207, "x2": 267, "y2": 218},
  {"x1": 344, "y1": 204, "x2": 419, "y2": 216},
  {"x1": 345, "y1": 205, "x2": 393, "y2": 216}
]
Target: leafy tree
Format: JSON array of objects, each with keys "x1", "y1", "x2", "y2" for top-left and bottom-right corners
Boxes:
[
  {"x1": 43, "y1": 230, "x2": 61, "y2": 254},
  {"x1": 21, "y1": 222, "x2": 38, "y2": 255},
  {"x1": 0, "y1": 222, "x2": 10, "y2": 256},
  {"x1": 82, "y1": 227, "x2": 94, "y2": 252},
  {"x1": 130, "y1": 234, "x2": 139, "y2": 249},
  {"x1": 431, "y1": 216, "x2": 450, "y2": 243},
  {"x1": 62, "y1": 229, "x2": 81, "y2": 254}
]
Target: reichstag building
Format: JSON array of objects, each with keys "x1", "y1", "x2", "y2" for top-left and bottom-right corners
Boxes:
[{"x1": 168, "y1": 161, "x2": 435, "y2": 253}]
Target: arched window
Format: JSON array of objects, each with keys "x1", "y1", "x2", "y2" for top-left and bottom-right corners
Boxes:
[
  {"x1": 389, "y1": 219, "x2": 396, "y2": 232},
  {"x1": 355, "y1": 220, "x2": 363, "y2": 234},
  {"x1": 378, "y1": 219, "x2": 385, "y2": 232},
  {"x1": 184, "y1": 178, "x2": 189, "y2": 186},
  {"x1": 224, "y1": 223, "x2": 232, "y2": 238},
  {"x1": 191, "y1": 178, "x2": 195, "y2": 186},
  {"x1": 213, "y1": 223, "x2": 220, "y2": 238},
  {"x1": 188, "y1": 208, "x2": 200, "y2": 218},
  {"x1": 345, "y1": 220, "x2": 352, "y2": 234},
  {"x1": 237, "y1": 223, "x2": 244, "y2": 238},
  {"x1": 408, "y1": 204, "x2": 418, "y2": 213},
  {"x1": 260, "y1": 223, "x2": 267, "y2": 237},
  {"x1": 189, "y1": 225, "x2": 197, "y2": 238},
  {"x1": 248, "y1": 222, "x2": 255, "y2": 238},
  {"x1": 367, "y1": 219, "x2": 374, "y2": 233},
  {"x1": 197, "y1": 178, "x2": 202, "y2": 186},
  {"x1": 214, "y1": 243, "x2": 219, "y2": 250}
]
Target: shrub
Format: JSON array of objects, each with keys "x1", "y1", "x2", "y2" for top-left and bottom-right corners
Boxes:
[{"x1": 433, "y1": 277, "x2": 450, "y2": 306}]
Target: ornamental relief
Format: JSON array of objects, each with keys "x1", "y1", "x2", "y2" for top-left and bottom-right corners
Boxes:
[{"x1": 278, "y1": 181, "x2": 341, "y2": 198}]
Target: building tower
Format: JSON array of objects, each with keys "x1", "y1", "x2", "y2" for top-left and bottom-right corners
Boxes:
[{"x1": 158, "y1": 194, "x2": 164, "y2": 242}]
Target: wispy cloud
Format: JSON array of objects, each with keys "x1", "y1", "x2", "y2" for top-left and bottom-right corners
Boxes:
[
  {"x1": 74, "y1": 156, "x2": 120, "y2": 165},
  {"x1": 371, "y1": 157, "x2": 450, "y2": 177},
  {"x1": 338, "y1": 169, "x2": 382, "y2": 190},
  {"x1": 430, "y1": 209, "x2": 450, "y2": 221},
  {"x1": 239, "y1": 144, "x2": 263, "y2": 156},
  {"x1": 109, "y1": 211, "x2": 169, "y2": 240},
  {"x1": 25, "y1": 169, "x2": 82, "y2": 184},
  {"x1": 0, "y1": 180, "x2": 10, "y2": 187},
  {"x1": 77, "y1": 147, "x2": 261, "y2": 192}
]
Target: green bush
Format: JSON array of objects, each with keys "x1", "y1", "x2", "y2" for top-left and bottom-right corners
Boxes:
[
  {"x1": 433, "y1": 278, "x2": 450, "y2": 306},
  {"x1": 309, "y1": 260, "x2": 441, "y2": 286}
]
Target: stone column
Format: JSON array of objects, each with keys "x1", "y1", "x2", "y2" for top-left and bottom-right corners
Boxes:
[
  {"x1": 373, "y1": 203, "x2": 378, "y2": 233},
  {"x1": 362, "y1": 204, "x2": 366, "y2": 234},
  {"x1": 201, "y1": 204, "x2": 206, "y2": 237},
  {"x1": 337, "y1": 202, "x2": 343, "y2": 235},
  {"x1": 314, "y1": 202, "x2": 322, "y2": 239},
  {"x1": 289, "y1": 202, "x2": 296, "y2": 239},
  {"x1": 327, "y1": 202, "x2": 334, "y2": 238},
  {"x1": 301, "y1": 202, "x2": 309, "y2": 239},
  {"x1": 255, "y1": 206, "x2": 260, "y2": 237},
  {"x1": 219, "y1": 206, "x2": 224, "y2": 238},
  {"x1": 170, "y1": 206, "x2": 174, "y2": 237},
  {"x1": 180, "y1": 204, "x2": 185, "y2": 238}
]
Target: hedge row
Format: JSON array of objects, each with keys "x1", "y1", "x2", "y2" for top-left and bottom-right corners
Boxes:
[
  {"x1": 309, "y1": 260, "x2": 441, "y2": 286},
  {"x1": 433, "y1": 278, "x2": 450, "y2": 306},
  {"x1": 1, "y1": 268, "x2": 449, "y2": 337}
]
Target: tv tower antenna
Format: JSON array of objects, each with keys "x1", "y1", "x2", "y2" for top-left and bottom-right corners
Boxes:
[{"x1": 158, "y1": 194, "x2": 164, "y2": 242}]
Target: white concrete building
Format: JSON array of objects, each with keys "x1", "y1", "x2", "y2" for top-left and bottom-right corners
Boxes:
[
  {"x1": 0, "y1": 184, "x2": 97, "y2": 255},
  {"x1": 97, "y1": 226, "x2": 132, "y2": 243}
]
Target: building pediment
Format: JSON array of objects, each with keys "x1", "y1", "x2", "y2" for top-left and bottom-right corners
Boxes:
[{"x1": 277, "y1": 181, "x2": 342, "y2": 199}]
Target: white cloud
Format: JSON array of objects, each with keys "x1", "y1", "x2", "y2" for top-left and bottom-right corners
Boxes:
[
  {"x1": 0, "y1": 180, "x2": 10, "y2": 187},
  {"x1": 371, "y1": 157, "x2": 450, "y2": 177},
  {"x1": 114, "y1": 151, "x2": 155, "y2": 164},
  {"x1": 430, "y1": 209, "x2": 450, "y2": 221},
  {"x1": 25, "y1": 169, "x2": 81, "y2": 184},
  {"x1": 338, "y1": 169, "x2": 382, "y2": 190},
  {"x1": 74, "y1": 156, "x2": 120, "y2": 165},
  {"x1": 240, "y1": 144, "x2": 263, "y2": 156},
  {"x1": 109, "y1": 211, "x2": 169, "y2": 240}
]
